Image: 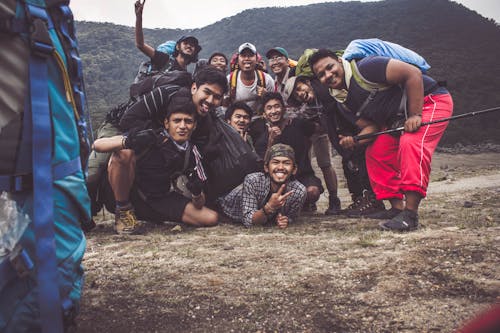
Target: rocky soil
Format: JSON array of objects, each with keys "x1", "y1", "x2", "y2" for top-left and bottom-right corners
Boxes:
[{"x1": 77, "y1": 152, "x2": 500, "y2": 332}]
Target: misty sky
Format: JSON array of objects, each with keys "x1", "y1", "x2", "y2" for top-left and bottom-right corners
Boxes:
[{"x1": 70, "y1": 0, "x2": 499, "y2": 29}]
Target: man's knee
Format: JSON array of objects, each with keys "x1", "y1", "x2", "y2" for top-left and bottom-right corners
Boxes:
[
  {"x1": 182, "y1": 204, "x2": 219, "y2": 227},
  {"x1": 306, "y1": 186, "x2": 321, "y2": 203},
  {"x1": 109, "y1": 149, "x2": 135, "y2": 167}
]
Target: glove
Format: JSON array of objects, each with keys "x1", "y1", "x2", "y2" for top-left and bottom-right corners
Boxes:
[
  {"x1": 186, "y1": 176, "x2": 204, "y2": 196},
  {"x1": 123, "y1": 129, "x2": 157, "y2": 152}
]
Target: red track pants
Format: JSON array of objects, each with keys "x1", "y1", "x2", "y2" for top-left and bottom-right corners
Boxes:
[{"x1": 365, "y1": 93, "x2": 453, "y2": 200}]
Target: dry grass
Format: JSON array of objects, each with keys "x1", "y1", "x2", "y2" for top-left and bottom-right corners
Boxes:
[{"x1": 78, "y1": 152, "x2": 500, "y2": 332}]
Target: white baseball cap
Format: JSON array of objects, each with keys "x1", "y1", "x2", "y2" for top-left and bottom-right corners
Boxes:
[{"x1": 238, "y1": 42, "x2": 257, "y2": 54}]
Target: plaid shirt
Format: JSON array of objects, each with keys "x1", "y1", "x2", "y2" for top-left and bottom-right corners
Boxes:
[{"x1": 219, "y1": 172, "x2": 306, "y2": 227}]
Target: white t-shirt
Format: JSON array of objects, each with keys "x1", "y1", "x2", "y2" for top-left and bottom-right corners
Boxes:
[{"x1": 227, "y1": 71, "x2": 275, "y2": 111}]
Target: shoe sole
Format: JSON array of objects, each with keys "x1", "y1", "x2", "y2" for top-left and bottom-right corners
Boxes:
[{"x1": 378, "y1": 221, "x2": 418, "y2": 232}]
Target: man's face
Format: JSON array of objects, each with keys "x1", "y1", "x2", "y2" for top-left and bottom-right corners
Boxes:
[
  {"x1": 264, "y1": 156, "x2": 296, "y2": 185},
  {"x1": 268, "y1": 51, "x2": 288, "y2": 76},
  {"x1": 263, "y1": 98, "x2": 284, "y2": 124},
  {"x1": 164, "y1": 112, "x2": 196, "y2": 143},
  {"x1": 178, "y1": 39, "x2": 196, "y2": 57},
  {"x1": 191, "y1": 82, "x2": 224, "y2": 117},
  {"x1": 294, "y1": 81, "x2": 315, "y2": 104},
  {"x1": 209, "y1": 56, "x2": 227, "y2": 72},
  {"x1": 227, "y1": 109, "x2": 251, "y2": 133},
  {"x1": 238, "y1": 49, "x2": 257, "y2": 72},
  {"x1": 312, "y1": 56, "x2": 345, "y2": 90}
]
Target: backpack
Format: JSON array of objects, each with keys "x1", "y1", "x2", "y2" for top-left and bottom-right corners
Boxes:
[
  {"x1": 0, "y1": 1, "x2": 90, "y2": 332},
  {"x1": 342, "y1": 38, "x2": 431, "y2": 73},
  {"x1": 228, "y1": 69, "x2": 267, "y2": 102},
  {"x1": 131, "y1": 40, "x2": 177, "y2": 85},
  {"x1": 341, "y1": 39, "x2": 431, "y2": 119},
  {"x1": 129, "y1": 70, "x2": 192, "y2": 99},
  {"x1": 295, "y1": 48, "x2": 344, "y2": 78},
  {"x1": 206, "y1": 116, "x2": 261, "y2": 199}
]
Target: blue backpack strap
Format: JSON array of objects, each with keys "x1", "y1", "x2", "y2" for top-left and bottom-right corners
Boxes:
[
  {"x1": 50, "y1": 2, "x2": 91, "y2": 172},
  {"x1": 24, "y1": 2, "x2": 64, "y2": 333}
]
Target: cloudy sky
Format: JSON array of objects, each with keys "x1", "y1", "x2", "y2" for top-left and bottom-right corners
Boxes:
[{"x1": 71, "y1": 0, "x2": 499, "y2": 29}]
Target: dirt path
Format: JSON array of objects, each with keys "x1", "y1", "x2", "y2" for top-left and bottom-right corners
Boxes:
[{"x1": 78, "y1": 152, "x2": 500, "y2": 332}]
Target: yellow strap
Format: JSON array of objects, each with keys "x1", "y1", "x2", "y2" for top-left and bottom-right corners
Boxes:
[
  {"x1": 350, "y1": 60, "x2": 391, "y2": 92},
  {"x1": 53, "y1": 50, "x2": 80, "y2": 121}
]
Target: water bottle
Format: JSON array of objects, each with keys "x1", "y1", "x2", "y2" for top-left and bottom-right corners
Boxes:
[{"x1": 0, "y1": 192, "x2": 31, "y2": 263}]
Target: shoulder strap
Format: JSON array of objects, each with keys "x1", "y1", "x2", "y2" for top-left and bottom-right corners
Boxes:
[
  {"x1": 229, "y1": 69, "x2": 239, "y2": 102},
  {"x1": 182, "y1": 144, "x2": 193, "y2": 172},
  {"x1": 350, "y1": 60, "x2": 391, "y2": 92},
  {"x1": 22, "y1": 3, "x2": 64, "y2": 333},
  {"x1": 256, "y1": 70, "x2": 265, "y2": 88}
]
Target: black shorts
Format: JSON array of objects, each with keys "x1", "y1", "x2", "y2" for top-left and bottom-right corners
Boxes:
[
  {"x1": 297, "y1": 173, "x2": 324, "y2": 194},
  {"x1": 101, "y1": 177, "x2": 190, "y2": 223},
  {"x1": 131, "y1": 189, "x2": 191, "y2": 223}
]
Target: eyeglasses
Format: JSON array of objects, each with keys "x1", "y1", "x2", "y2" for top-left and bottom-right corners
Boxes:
[{"x1": 268, "y1": 55, "x2": 285, "y2": 63}]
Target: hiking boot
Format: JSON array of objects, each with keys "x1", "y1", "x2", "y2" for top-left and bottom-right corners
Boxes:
[
  {"x1": 379, "y1": 209, "x2": 419, "y2": 232},
  {"x1": 341, "y1": 190, "x2": 385, "y2": 217},
  {"x1": 114, "y1": 207, "x2": 142, "y2": 235},
  {"x1": 325, "y1": 196, "x2": 341, "y2": 215},
  {"x1": 366, "y1": 207, "x2": 403, "y2": 220}
]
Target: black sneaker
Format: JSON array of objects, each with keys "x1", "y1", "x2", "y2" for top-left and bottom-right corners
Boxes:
[
  {"x1": 342, "y1": 190, "x2": 385, "y2": 217},
  {"x1": 325, "y1": 196, "x2": 341, "y2": 215},
  {"x1": 379, "y1": 209, "x2": 419, "y2": 232},
  {"x1": 366, "y1": 207, "x2": 403, "y2": 220}
]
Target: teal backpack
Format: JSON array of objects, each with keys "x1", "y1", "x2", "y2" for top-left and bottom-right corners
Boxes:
[{"x1": 0, "y1": 0, "x2": 90, "y2": 332}]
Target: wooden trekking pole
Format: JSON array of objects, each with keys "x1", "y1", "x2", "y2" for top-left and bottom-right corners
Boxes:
[{"x1": 353, "y1": 106, "x2": 500, "y2": 142}]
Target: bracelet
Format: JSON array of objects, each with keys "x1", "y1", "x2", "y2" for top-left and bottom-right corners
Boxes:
[
  {"x1": 121, "y1": 136, "x2": 127, "y2": 149},
  {"x1": 263, "y1": 203, "x2": 275, "y2": 216}
]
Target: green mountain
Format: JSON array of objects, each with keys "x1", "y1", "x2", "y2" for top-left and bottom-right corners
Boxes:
[{"x1": 76, "y1": 0, "x2": 500, "y2": 145}]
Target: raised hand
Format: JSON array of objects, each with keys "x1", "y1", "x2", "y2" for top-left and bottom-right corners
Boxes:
[
  {"x1": 266, "y1": 184, "x2": 294, "y2": 212},
  {"x1": 135, "y1": 0, "x2": 145, "y2": 17}
]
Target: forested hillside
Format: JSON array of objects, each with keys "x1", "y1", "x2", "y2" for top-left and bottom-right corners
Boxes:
[{"x1": 77, "y1": 0, "x2": 500, "y2": 144}]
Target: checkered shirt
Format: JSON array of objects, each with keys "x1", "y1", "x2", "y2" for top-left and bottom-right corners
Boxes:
[{"x1": 219, "y1": 172, "x2": 306, "y2": 227}]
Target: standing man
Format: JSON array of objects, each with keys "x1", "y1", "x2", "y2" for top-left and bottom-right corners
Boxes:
[
  {"x1": 283, "y1": 76, "x2": 342, "y2": 215},
  {"x1": 227, "y1": 42, "x2": 275, "y2": 112},
  {"x1": 219, "y1": 144, "x2": 306, "y2": 228},
  {"x1": 134, "y1": 0, "x2": 201, "y2": 72},
  {"x1": 225, "y1": 101, "x2": 255, "y2": 149},
  {"x1": 250, "y1": 92, "x2": 324, "y2": 210},
  {"x1": 266, "y1": 47, "x2": 295, "y2": 96},
  {"x1": 310, "y1": 49, "x2": 453, "y2": 231}
]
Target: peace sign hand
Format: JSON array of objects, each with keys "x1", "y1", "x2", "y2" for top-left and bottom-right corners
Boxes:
[{"x1": 267, "y1": 184, "x2": 293, "y2": 212}]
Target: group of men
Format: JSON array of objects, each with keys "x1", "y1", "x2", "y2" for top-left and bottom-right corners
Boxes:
[{"x1": 90, "y1": 0, "x2": 453, "y2": 234}]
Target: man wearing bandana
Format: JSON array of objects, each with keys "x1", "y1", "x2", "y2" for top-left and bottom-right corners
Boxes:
[{"x1": 219, "y1": 144, "x2": 307, "y2": 229}]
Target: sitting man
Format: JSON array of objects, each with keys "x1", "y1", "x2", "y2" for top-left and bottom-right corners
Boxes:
[
  {"x1": 225, "y1": 101, "x2": 254, "y2": 149},
  {"x1": 96, "y1": 66, "x2": 227, "y2": 233},
  {"x1": 219, "y1": 144, "x2": 306, "y2": 228},
  {"x1": 93, "y1": 92, "x2": 218, "y2": 233},
  {"x1": 249, "y1": 92, "x2": 323, "y2": 210}
]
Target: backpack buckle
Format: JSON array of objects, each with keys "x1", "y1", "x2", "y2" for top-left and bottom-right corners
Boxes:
[
  {"x1": 29, "y1": 17, "x2": 54, "y2": 57},
  {"x1": 9, "y1": 245, "x2": 34, "y2": 279}
]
